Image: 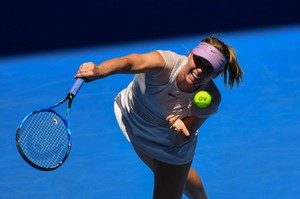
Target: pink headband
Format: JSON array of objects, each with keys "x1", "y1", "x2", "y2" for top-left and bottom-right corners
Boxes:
[{"x1": 192, "y1": 42, "x2": 227, "y2": 72}]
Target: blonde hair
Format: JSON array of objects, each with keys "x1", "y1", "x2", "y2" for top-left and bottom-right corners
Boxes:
[{"x1": 202, "y1": 37, "x2": 244, "y2": 89}]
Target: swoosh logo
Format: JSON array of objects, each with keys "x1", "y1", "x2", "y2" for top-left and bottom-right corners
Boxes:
[{"x1": 168, "y1": 92, "x2": 178, "y2": 98}]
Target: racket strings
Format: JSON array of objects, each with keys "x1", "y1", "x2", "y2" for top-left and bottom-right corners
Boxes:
[{"x1": 17, "y1": 111, "x2": 70, "y2": 169}]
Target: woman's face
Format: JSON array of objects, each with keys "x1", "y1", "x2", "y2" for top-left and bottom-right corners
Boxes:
[{"x1": 182, "y1": 54, "x2": 218, "y2": 86}]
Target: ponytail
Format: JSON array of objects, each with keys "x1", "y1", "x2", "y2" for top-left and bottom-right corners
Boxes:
[{"x1": 202, "y1": 37, "x2": 244, "y2": 89}]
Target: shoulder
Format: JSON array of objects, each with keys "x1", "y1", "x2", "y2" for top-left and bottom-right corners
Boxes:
[
  {"x1": 205, "y1": 80, "x2": 221, "y2": 107},
  {"x1": 156, "y1": 50, "x2": 187, "y2": 66},
  {"x1": 157, "y1": 50, "x2": 182, "y2": 57}
]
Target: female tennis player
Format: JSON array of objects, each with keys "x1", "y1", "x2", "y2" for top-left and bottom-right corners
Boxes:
[{"x1": 75, "y1": 36, "x2": 243, "y2": 199}]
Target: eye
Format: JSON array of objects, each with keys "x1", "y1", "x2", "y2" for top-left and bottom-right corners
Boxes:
[
  {"x1": 193, "y1": 59, "x2": 200, "y2": 68},
  {"x1": 193, "y1": 55, "x2": 215, "y2": 74},
  {"x1": 205, "y1": 64, "x2": 214, "y2": 73}
]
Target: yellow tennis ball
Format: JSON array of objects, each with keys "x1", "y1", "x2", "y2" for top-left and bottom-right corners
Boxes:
[{"x1": 194, "y1": 91, "x2": 212, "y2": 108}]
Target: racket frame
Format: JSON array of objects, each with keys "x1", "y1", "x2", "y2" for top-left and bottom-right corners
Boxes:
[{"x1": 16, "y1": 78, "x2": 84, "y2": 171}]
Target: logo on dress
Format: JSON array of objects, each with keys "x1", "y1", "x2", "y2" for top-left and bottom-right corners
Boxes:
[{"x1": 168, "y1": 92, "x2": 178, "y2": 98}]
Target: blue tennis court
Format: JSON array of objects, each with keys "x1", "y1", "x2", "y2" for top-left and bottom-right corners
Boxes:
[{"x1": 0, "y1": 25, "x2": 299, "y2": 199}]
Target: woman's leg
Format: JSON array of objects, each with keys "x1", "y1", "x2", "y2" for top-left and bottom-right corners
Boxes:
[
  {"x1": 152, "y1": 159, "x2": 192, "y2": 199},
  {"x1": 133, "y1": 146, "x2": 192, "y2": 199},
  {"x1": 184, "y1": 168, "x2": 208, "y2": 199}
]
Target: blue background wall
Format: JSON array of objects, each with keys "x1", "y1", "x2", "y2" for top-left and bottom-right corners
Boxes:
[{"x1": 1, "y1": 0, "x2": 299, "y2": 56}]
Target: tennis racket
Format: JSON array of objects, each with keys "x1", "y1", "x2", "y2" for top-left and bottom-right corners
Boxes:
[{"x1": 16, "y1": 78, "x2": 84, "y2": 171}]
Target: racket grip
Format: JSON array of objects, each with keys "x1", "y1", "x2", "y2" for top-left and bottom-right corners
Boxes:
[{"x1": 70, "y1": 78, "x2": 84, "y2": 96}]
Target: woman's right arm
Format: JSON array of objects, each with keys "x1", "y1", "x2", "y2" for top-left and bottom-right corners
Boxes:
[{"x1": 74, "y1": 51, "x2": 166, "y2": 82}]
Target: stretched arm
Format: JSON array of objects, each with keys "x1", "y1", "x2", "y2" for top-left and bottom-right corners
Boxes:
[{"x1": 75, "y1": 51, "x2": 165, "y2": 82}]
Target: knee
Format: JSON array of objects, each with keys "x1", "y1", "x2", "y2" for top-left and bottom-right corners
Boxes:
[{"x1": 184, "y1": 168, "x2": 208, "y2": 199}]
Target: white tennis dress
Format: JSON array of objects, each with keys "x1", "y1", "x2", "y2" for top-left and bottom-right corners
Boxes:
[{"x1": 114, "y1": 50, "x2": 221, "y2": 165}]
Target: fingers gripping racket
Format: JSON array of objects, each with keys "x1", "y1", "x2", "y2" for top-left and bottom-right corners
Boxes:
[{"x1": 16, "y1": 78, "x2": 84, "y2": 171}]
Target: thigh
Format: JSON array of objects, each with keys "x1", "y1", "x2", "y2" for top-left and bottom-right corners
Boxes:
[
  {"x1": 153, "y1": 160, "x2": 192, "y2": 199},
  {"x1": 133, "y1": 145, "x2": 192, "y2": 199},
  {"x1": 133, "y1": 145, "x2": 155, "y2": 171}
]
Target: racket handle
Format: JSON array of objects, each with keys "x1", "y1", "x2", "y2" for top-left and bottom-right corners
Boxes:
[{"x1": 70, "y1": 78, "x2": 84, "y2": 96}]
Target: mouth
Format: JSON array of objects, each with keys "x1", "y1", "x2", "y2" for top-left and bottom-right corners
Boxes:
[
  {"x1": 191, "y1": 71, "x2": 201, "y2": 80},
  {"x1": 185, "y1": 68, "x2": 203, "y2": 85},
  {"x1": 191, "y1": 72, "x2": 201, "y2": 80},
  {"x1": 187, "y1": 71, "x2": 203, "y2": 85}
]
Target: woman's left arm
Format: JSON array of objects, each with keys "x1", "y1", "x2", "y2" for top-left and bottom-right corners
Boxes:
[{"x1": 182, "y1": 116, "x2": 207, "y2": 134}]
